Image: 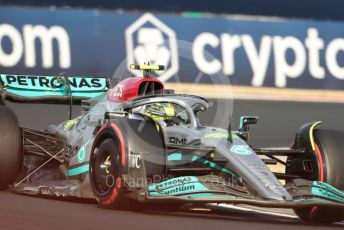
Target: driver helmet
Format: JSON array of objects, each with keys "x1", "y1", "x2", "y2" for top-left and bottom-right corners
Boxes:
[{"x1": 145, "y1": 103, "x2": 175, "y2": 122}]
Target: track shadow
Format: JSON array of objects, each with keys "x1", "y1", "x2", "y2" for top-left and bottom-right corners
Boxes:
[
  {"x1": 9, "y1": 191, "x2": 344, "y2": 228},
  {"x1": 131, "y1": 204, "x2": 344, "y2": 228}
]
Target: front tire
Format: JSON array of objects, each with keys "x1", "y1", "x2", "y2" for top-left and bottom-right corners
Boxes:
[
  {"x1": 0, "y1": 105, "x2": 22, "y2": 190},
  {"x1": 292, "y1": 129, "x2": 344, "y2": 223},
  {"x1": 90, "y1": 138, "x2": 130, "y2": 209}
]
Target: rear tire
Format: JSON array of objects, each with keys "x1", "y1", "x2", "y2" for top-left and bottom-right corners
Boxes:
[
  {"x1": 0, "y1": 105, "x2": 22, "y2": 190},
  {"x1": 292, "y1": 129, "x2": 344, "y2": 223}
]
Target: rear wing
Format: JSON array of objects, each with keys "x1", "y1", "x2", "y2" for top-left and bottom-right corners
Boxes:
[{"x1": 0, "y1": 74, "x2": 110, "y2": 103}]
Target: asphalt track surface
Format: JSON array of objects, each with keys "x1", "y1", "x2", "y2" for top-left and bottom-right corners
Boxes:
[
  {"x1": 1, "y1": 190, "x2": 344, "y2": 230},
  {"x1": 1, "y1": 99, "x2": 344, "y2": 229}
]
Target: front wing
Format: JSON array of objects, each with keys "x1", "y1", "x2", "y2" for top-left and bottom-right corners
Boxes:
[{"x1": 128, "y1": 176, "x2": 344, "y2": 209}]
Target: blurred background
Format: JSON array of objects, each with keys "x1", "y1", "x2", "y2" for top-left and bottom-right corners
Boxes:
[{"x1": 1, "y1": 0, "x2": 344, "y2": 146}]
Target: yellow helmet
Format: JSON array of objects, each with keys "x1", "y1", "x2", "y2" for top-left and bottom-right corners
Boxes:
[{"x1": 145, "y1": 103, "x2": 175, "y2": 121}]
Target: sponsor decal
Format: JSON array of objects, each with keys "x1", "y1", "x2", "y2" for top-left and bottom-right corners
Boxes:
[
  {"x1": 148, "y1": 176, "x2": 209, "y2": 197},
  {"x1": 125, "y1": 13, "x2": 179, "y2": 82},
  {"x1": 75, "y1": 139, "x2": 93, "y2": 164},
  {"x1": 168, "y1": 136, "x2": 187, "y2": 145},
  {"x1": 0, "y1": 75, "x2": 105, "y2": 90},
  {"x1": 151, "y1": 176, "x2": 194, "y2": 190},
  {"x1": 112, "y1": 83, "x2": 124, "y2": 97},
  {"x1": 86, "y1": 120, "x2": 98, "y2": 128},
  {"x1": 128, "y1": 152, "x2": 141, "y2": 169},
  {"x1": 230, "y1": 145, "x2": 253, "y2": 155},
  {"x1": 78, "y1": 115, "x2": 98, "y2": 130},
  {"x1": 192, "y1": 28, "x2": 344, "y2": 88},
  {"x1": 0, "y1": 23, "x2": 71, "y2": 69},
  {"x1": 156, "y1": 184, "x2": 196, "y2": 195}
]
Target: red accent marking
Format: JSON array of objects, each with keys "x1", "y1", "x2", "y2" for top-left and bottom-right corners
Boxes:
[
  {"x1": 96, "y1": 124, "x2": 107, "y2": 135},
  {"x1": 108, "y1": 77, "x2": 164, "y2": 102},
  {"x1": 314, "y1": 143, "x2": 324, "y2": 182},
  {"x1": 310, "y1": 206, "x2": 318, "y2": 215},
  {"x1": 101, "y1": 123, "x2": 126, "y2": 206},
  {"x1": 102, "y1": 177, "x2": 122, "y2": 206},
  {"x1": 110, "y1": 123, "x2": 126, "y2": 167},
  {"x1": 308, "y1": 143, "x2": 325, "y2": 217},
  {"x1": 96, "y1": 123, "x2": 126, "y2": 166}
]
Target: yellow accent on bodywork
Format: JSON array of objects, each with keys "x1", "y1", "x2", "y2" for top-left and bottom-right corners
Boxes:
[
  {"x1": 130, "y1": 64, "x2": 165, "y2": 71},
  {"x1": 63, "y1": 116, "x2": 81, "y2": 130},
  {"x1": 205, "y1": 133, "x2": 239, "y2": 139},
  {"x1": 309, "y1": 121, "x2": 322, "y2": 151}
]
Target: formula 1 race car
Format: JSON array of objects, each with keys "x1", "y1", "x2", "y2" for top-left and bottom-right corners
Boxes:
[{"x1": 0, "y1": 64, "x2": 343, "y2": 223}]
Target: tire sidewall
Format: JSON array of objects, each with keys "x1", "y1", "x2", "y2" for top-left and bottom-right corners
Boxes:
[
  {"x1": 0, "y1": 105, "x2": 22, "y2": 190},
  {"x1": 293, "y1": 129, "x2": 344, "y2": 223},
  {"x1": 89, "y1": 123, "x2": 129, "y2": 208},
  {"x1": 93, "y1": 139, "x2": 124, "y2": 203}
]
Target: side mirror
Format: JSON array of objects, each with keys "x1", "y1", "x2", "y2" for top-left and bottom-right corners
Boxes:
[
  {"x1": 239, "y1": 116, "x2": 258, "y2": 132},
  {"x1": 239, "y1": 116, "x2": 258, "y2": 141}
]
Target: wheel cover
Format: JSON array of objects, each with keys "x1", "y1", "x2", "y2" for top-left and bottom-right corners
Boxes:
[{"x1": 92, "y1": 149, "x2": 120, "y2": 197}]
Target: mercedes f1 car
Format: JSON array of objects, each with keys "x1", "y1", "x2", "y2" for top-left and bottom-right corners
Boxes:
[{"x1": 0, "y1": 64, "x2": 343, "y2": 223}]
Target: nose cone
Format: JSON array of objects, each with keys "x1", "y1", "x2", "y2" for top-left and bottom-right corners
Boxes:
[{"x1": 203, "y1": 133, "x2": 292, "y2": 201}]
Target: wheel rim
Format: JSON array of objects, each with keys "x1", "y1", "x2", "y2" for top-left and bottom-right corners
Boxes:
[{"x1": 92, "y1": 148, "x2": 120, "y2": 197}]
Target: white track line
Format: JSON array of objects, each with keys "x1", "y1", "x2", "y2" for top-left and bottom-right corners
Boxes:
[{"x1": 206, "y1": 203, "x2": 298, "y2": 219}]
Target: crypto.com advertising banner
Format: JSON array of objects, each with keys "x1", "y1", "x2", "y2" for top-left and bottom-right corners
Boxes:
[{"x1": 1, "y1": 7, "x2": 344, "y2": 90}]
